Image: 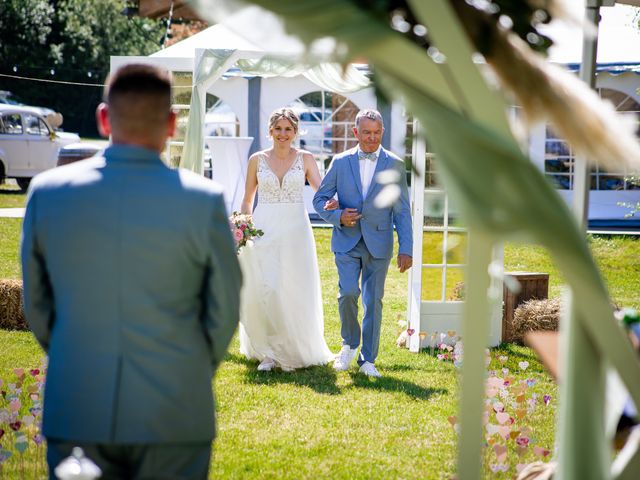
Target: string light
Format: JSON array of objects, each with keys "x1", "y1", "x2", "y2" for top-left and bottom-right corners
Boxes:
[
  {"x1": 0, "y1": 72, "x2": 192, "y2": 88},
  {"x1": 0, "y1": 72, "x2": 104, "y2": 87},
  {"x1": 161, "y1": 1, "x2": 175, "y2": 49}
]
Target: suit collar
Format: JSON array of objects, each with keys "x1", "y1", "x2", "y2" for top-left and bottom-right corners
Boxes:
[
  {"x1": 104, "y1": 144, "x2": 164, "y2": 165},
  {"x1": 346, "y1": 147, "x2": 392, "y2": 201},
  {"x1": 348, "y1": 150, "x2": 363, "y2": 197}
]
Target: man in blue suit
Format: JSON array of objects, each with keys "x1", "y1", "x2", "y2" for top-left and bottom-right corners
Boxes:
[
  {"x1": 21, "y1": 64, "x2": 242, "y2": 479},
  {"x1": 313, "y1": 109, "x2": 412, "y2": 378}
]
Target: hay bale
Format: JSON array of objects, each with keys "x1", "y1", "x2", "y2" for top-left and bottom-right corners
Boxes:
[
  {"x1": 0, "y1": 279, "x2": 28, "y2": 330},
  {"x1": 512, "y1": 297, "x2": 561, "y2": 344},
  {"x1": 448, "y1": 281, "x2": 465, "y2": 301}
]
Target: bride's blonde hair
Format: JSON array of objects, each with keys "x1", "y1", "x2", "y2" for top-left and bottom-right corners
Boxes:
[{"x1": 268, "y1": 107, "x2": 299, "y2": 134}]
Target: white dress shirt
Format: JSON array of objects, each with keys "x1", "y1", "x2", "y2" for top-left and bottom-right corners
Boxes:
[{"x1": 357, "y1": 145, "x2": 381, "y2": 198}]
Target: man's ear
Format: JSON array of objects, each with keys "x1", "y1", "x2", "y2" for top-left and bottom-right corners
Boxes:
[
  {"x1": 352, "y1": 126, "x2": 358, "y2": 137},
  {"x1": 96, "y1": 103, "x2": 111, "y2": 138},
  {"x1": 166, "y1": 110, "x2": 177, "y2": 139}
]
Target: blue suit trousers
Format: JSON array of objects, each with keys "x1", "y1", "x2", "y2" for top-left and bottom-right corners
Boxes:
[{"x1": 335, "y1": 238, "x2": 391, "y2": 365}]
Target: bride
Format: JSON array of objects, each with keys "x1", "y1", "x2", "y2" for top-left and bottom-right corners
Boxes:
[{"x1": 238, "y1": 107, "x2": 335, "y2": 371}]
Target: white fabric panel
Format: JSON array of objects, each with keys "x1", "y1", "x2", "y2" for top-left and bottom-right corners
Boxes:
[
  {"x1": 207, "y1": 77, "x2": 249, "y2": 137},
  {"x1": 204, "y1": 136, "x2": 254, "y2": 214}
]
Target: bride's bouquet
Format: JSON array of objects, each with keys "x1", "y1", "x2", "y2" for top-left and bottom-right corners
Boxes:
[{"x1": 229, "y1": 211, "x2": 263, "y2": 252}]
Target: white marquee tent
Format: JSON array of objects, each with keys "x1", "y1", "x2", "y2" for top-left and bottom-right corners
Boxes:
[
  {"x1": 113, "y1": 3, "x2": 640, "y2": 221},
  {"x1": 112, "y1": 21, "x2": 409, "y2": 214}
]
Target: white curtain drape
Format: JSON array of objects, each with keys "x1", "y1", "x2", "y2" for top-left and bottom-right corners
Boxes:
[{"x1": 180, "y1": 49, "x2": 370, "y2": 174}]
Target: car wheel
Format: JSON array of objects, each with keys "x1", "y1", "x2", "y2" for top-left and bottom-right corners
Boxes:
[{"x1": 16, "y1": 178, "x2": 31, "y2": 191}]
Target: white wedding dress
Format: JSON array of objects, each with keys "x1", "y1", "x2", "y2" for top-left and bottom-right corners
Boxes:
[{"x1": 238, "y1": 152, "x2": 332, "y2": 369}]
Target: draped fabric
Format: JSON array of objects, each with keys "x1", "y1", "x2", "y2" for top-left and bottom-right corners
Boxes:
[
  {"x1": 181, "y1": 49, "x2": 240, "y2": 174},
  {"x1": 180, "y1": 46, "x2": 369, "y2": 175}
]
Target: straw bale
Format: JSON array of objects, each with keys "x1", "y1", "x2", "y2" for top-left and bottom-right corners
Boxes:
[
  {"x1": 512, "y1": 297, "x2": 561, "y2": 345},
  {"x1": 448, "y1": 281, "x2": 466, "y2": 301},
  {"x1": 0, "y1": 279, "x2": 28, "y2": 330}
]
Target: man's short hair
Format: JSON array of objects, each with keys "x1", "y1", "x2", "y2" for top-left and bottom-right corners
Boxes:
[
  {"x1": 355, "y1": 109, "x2": 384, "y2": 128},
  {"x1": 104, "y1": 64, "x2": 173, "y2": 135}
]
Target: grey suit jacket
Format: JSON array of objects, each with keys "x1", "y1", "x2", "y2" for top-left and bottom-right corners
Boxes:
[{"x1": 21, "y1": 144, "x2": 242, "y2": 444}]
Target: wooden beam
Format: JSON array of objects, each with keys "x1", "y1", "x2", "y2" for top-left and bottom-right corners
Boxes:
[{"x1": 137, "y1": 0, "x2": 203, "y2": 20}]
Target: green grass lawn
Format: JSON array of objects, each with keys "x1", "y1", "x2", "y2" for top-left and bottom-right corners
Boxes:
[
  {"x1": 0, "y1": 182, "x2": 26, "y2": 209},
  {"x1": 1, "y1": 221, "x2": 637, "y2": 478}
]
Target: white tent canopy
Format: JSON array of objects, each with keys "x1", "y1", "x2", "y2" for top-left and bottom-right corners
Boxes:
[
  {"x1": 113, "y1": 20, "x2": 410, "y2": 214},
  {"x1": 544, "y1": 2, "x2": 640, "y2": 64},
  {"x1": 150, "y1": 23, "x2": 263, "y2": 58}
]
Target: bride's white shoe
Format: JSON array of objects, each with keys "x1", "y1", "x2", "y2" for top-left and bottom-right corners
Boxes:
[{"x1": 257, "y1": 357, "x2": 276, "y2": 371}]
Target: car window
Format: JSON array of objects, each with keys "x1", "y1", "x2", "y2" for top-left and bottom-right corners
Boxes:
[
  {"x1": 0, "y1": 113, "x2": 23, "y2": 134},
  {"x1": 37, "y1": 118, "x2": 50, "y2": 136},
  {"x1": 25, "y1": 114, "x2": 49, "y2": 136}
]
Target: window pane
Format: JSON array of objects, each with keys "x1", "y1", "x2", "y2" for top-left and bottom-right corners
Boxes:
[
  {"x1": 165, "y1": 143, "x2": 183, "y2": 168},
  {"x1": 422, "y1": 231, "x2": 443, "y2": 265},
  {"x1": 545, "y1": 140, "x2": 570, "y2": 156},
  {"x1": 446, "y1": 268, "x2": 465, "y2": 301},
  {"x1": 424, "y1": 190, "x2": 446, "y2": 226},
  {"x1": 204, "y1": 99, "x2": 239, "y2": 138},
  {"x1": 25, "y1": 114, "x2": 41, "y2": 135},
  {"x1": 287, "y1": 91, "x2": 358, "y2": 174},
  {"x1": 546, "y1": 174, "x2": 571, "y2": 190},
  {"x1": 544, "y1": 158, "x2": 571, "y2": 173},
  {"x1": 38, "y1": 119, "x2": 50, "y2": 136},
  {"x1": 598, "y1": 175, "x2": 625, "y2": 190},
  {"x1": 173, "y1": 72, "x2": 192, "y2": 105},
  {"x1": 421, "y1": 267, "x2": 443, "y2": 301},
  {"x1": 445, "y1": 232, "x2": 467, "y2": 264},
  {"x1": 0, "y1": 114, "x2": 22, "y2": 134},
  {"x1": 174, "y1": 108, "x2": 190, "y2": 142},
  {"x1": 425, "y1": 153, "x2": 440, "y2": 188},
  {"x1": 544, "y1": 89, "x2": 640, "y2": 192}
]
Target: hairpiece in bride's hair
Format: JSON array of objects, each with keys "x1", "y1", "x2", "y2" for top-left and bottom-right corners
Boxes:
[{"x1": 268, "y1": 107, "x2": 299, "y2": 134}]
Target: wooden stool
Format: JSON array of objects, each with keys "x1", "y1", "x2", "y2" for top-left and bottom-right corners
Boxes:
[{"x1": 502, "y1": 272, "x2": 549, "y2": 343}]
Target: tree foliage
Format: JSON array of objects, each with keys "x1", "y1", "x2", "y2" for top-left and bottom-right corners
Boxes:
[{"x1": 0, "y1": 0, "x2": 165, "y2": 137}]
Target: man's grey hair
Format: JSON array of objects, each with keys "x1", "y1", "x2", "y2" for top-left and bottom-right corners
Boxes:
[{"x1": 355, "y1": 109, "x2": 384, "y2": 128}]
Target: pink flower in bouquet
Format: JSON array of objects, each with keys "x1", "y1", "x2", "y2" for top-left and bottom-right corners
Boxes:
[{"x1": 229, "y1": 211, "x2": 264, "y2": 252}]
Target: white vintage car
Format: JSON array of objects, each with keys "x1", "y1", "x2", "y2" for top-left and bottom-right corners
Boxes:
[{"x1": 0, "y1": 104, "x2": 79, "y2": 190}]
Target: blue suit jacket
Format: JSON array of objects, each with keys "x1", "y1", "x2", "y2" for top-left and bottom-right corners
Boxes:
[
  {"x1": 21, "y1": 145, "x2": 242, "y2": 444},
  {"x1": 313, "y1": 147, "x2": 412, "y2": 259}
]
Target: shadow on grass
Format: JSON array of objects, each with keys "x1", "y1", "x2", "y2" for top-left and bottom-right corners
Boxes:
[
  {"x1": 348, "y1": 371, "x2": 447, "y2": 400},
  {"x1": 226, "y1": 352, "x2": 341, "y2": 395},
  {"x1": 379, "y1": 364, "x2": 413, "y2": 372}
]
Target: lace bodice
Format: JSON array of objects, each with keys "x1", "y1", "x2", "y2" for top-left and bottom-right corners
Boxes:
[{"x1": 257, "y1": 152, "x2": 305, "y2": 204}]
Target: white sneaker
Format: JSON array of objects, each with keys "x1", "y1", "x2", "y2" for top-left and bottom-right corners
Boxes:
[
  {"x1": 359, "y1": 362, "x2": 381, "y2": 378},
  {"x1": 333, "y1": 345, "x2": 358, "y2": 371},
  {"x1": 257, "y1": 357, "x2": 276, "y2": 372}
]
